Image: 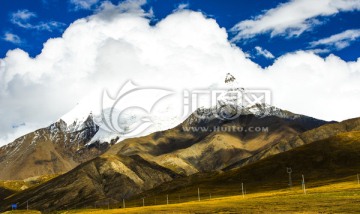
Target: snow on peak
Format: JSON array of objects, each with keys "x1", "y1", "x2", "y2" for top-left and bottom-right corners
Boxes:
[
  {"x1": 225, "y1": 73, "x2": 236, "y2": 83},
  {"x1": 244, "y1": 103, "x2": 300, "y2": 119}
]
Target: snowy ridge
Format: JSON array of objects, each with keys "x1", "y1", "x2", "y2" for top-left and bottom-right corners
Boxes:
[{"x1": 244, "y1": 103, "x2": 301, "y2": 119}]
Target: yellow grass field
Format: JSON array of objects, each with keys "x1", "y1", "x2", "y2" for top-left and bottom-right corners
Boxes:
[
  {"x1": 1, "y1": 211, "x2": 40, "y2": 214},
  {"x1": 54, "y1": 180, "x2": 360, "y2": 214}
]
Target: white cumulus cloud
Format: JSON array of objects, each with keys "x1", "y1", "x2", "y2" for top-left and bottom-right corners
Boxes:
[
  {"x1": 0, "y1": 0, "x2": 359, "y2": 146},
  {"x1": 231, "y1": 0, "x2": 360, "y2": 41}
]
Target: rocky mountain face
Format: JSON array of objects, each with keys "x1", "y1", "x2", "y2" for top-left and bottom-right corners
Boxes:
[
  {"x1": 0, "y1": 114, "x2": 114, "y2": 180},
  {"x1": 0, "y1": 105, "x2": 336, "y2": 212}
]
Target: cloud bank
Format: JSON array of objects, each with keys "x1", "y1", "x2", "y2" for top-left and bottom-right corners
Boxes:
[{"x1": 0, "y1": 1, "x2": 359, "y2": 146}]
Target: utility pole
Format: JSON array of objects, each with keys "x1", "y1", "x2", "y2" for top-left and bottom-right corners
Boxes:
[
  {"x1": 241, "y1": 183, "x2": 245, "y2": 198},
  {"x1": 302, "y1": 174, "x2": 307, "y2": 195},
  {"x1": 142, "y1": 198, "x2": 144, "y2": 207},
  {"x1": 198, "y1": 187, "x2": 201, "y2": 201},
  {"x1": 287, "y1": 168, "x2": 293, "y2": 187},
  {"x1": 166, "y1": 195, "x2": 169, "y2": 205},
  {"x1": 123, "y1": 199, "x2": 125, "y2": 208}
]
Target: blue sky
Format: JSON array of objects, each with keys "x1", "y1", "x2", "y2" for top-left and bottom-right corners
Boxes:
[
  {"x1": 1, "y1": 0, "x2": 360, "y2": 145},
  {"x1": 1, "y1": 0, "x2": 359, "y2": 67}
]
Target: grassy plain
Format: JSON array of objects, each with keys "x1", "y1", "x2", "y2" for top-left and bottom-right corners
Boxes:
[{"x1": 59, "y1": 179, "x2": 360, "y2": 214}]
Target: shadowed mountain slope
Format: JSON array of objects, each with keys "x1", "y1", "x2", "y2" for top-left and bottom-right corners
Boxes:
[
  {"x1": 108, "y1": 107, "x2": 329, "y2": 174},
  {"x1": 130, "y1": 130, "x2": 360, "y2": 203},
  {"x1": 225, "y1": 117, "x2": 360, "y2": 170},
  {"x1": 0, "y1": 154, "x2": 180, "y2": 212}
]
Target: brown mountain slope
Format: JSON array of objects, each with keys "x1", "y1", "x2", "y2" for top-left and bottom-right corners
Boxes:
[
  {"x1": 2, "y1": 123, "x2": 359, "y2": 212},
  {"x1": 0, "y1": 174, "x2": 59, "y2": 200},
  {"x1": 0, "y1": 116, "x2": 110, "y2": 180},
  {"x1": 130, "y1": 130, "x2": 360, "y2": 204},
  {"x1": 225, "y1": 117, "x2": 360, "y2": 170},
  {"x1": 0, "y1": 154, "x2": 180, "y2": 212},
  {"x1": 108, "y1": 112, "x2": 329, "y2": 174},
  {"x1": 0, "y1": 104, "x2": 327, "y2": 180}
]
